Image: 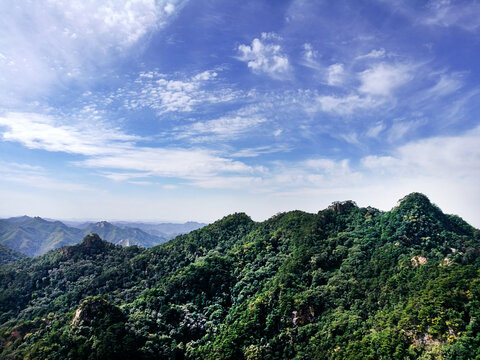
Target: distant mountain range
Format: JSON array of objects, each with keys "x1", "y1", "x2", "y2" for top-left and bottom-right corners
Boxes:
[{"x1": 0, "y1": 216, "x2": 206, "y2": 257}]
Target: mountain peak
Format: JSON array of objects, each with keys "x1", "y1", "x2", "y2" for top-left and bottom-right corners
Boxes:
[
  {"x1": 80, "y1": 233, "x2": 106, "y2": 248},
  {"x1": 95, "y1": 221, "x2": 112, "y2": 228},
  {"x1": 328, "y1": 200, "x2": 357, "y2": 214},
  {"x1": 392, "y1": 192, "x2": 445, "y2": 219},
  {"x1": 396, "y1": 192, "x2": 432, "y2": 207}
]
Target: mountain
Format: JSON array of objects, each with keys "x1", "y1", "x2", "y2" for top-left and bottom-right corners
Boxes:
[
  {"x1": 111, "y1": 221, "x2": 206, "y2": 238},
  {"x1": 0, "y1": 193, "x2": 479, "y2": 359},
  {"x1": 82, "y1": 221, "x2": 167, "y2": 247},
  {"x1": 0, "y1": 216, "x2": 83, "y2": 256},
  {"x1": 0, "y1": 217, "x2": 170, "y2": 256}
]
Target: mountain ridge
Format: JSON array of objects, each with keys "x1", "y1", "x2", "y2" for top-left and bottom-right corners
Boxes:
[
  {"x1": 0, "y1": 193, "x2": 479, "y2": 359},
  {"x1": 0, "y1": 216, "x2": 206, "y2": 257}
]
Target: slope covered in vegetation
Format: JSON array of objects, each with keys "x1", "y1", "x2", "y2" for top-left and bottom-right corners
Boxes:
[
  {"x1": 0, "y1": 193, "x2": 479, "y2": 359},
  {"x1": 0, "y1": 244, "x2": 26, "y2": 265}
]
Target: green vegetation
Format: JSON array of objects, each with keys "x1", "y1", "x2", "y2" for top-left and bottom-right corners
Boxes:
[
  {"x1": 1, "y1": 193, "x2": 479, "y2": 359},
  {"x1": 0, "y1": 244, "x2": 26, "y2": 265}
]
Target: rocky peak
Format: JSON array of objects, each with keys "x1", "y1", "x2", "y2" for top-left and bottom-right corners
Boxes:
[
  {"x1": 80, "y1": 233, "x2": 105, "y2": 248},
  {"x1": 328, "y1": 200, "x2": 357, "y2": 214}
]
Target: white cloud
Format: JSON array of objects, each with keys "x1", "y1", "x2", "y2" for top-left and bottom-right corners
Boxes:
[
  {"x1": 79, "y1": 148, "x2": 253, "y2": 179},
  {"x1": 174, "y1": 116, "x2": 266, "y2": 142},
  {"x1": 303, "y1": 43, "x2": 317, "y2": 62},
  {"x1": 365, "y1": 121, "x2": 386, "y2": 138},
  {"x1": 359, "y1": 63, "x2": 412, "y2": 96},
  {"x1": 362, "y1": 125, "x2": 480, "y2": 178},
  {"x1": 315, "y1": 62, "x2": 415, "y2": 115},
  {"x1": 123, "y1": 70, "x2": 237, "y2": 113},
  {"x1": 356, "y1": 48, "x2": 386, "y2": 60},
  {"x1": 424, "y1": 0, "x2": 480, "y2": 31},
  {"x1": 386, "y1": 119, "x2": 423, "y2": 142},
  {"x1": 267, "y1": 158, "x2": 363, "y2": 191},
  {"x1": 0, "y1": 112, "x2": 138, "y2": 156},
  {"x1": 237, "y1": 32, "x2": 291, "y2": 79},
  {"x1": 326, "y1": 63, "x2": 345, "y2": 86},
  {"x1": 0, "y1": 0, "x2": 188, "y2": 104},
  {"x1": 99, "y1": 171, "x2": 152, "y2": 182},
  {"x1": 232, "y1": 144, "x2": 290, "y2": 158},
  {"x1": 359, "y1": 125, "x2": 480, "y2": 226},
  {"x1": 424, "y1": 73, "x2": 463, "y2": 98},
  {"x1": 317, "y1": 94, "x2": 380, "y2": 115},
  {"x1": 0, "y1": 112, "x2": 255, "y2": 183},
  {"x1": 339, "y1": 132, "x2": 360, "y2": 145}
]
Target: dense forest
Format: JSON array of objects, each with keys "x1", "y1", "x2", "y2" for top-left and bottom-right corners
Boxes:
[{"x1": 0, "y1": 193, "x2": 479, "y2": 359}]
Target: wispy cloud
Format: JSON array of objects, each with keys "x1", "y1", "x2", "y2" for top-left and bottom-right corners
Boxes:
[
  {"x1": 365, "y1": 121, "x2": 386, "y2": 138},
  {"x1": 237, "y1": 32, "x2": 291, "y2": 79},
  {"x1": 355, "y1": 48, "x2": 386, "y2": 60},
  {"x1": 326, "y1": 63, "x2": 345, "y2": 86},
  {"x1": 0, "y1": 112, "x2": 138, "y2": 156},
  {"x1": 386, "y1": 119, "x2": 424, "y2": 143},
  {"x1": 121, "y1": 70, "x2": 239, "y2": 113},
  {"x1": 232, "y1": 144, "x2": 291, "y2": 158},
  {"x1": 317, "y1": 94, "x2": 380, "y2": 115},
  {"x1": 358, "y1": 62, "x2": 413, "y2": 96},
  {"x1": 316, "y1": 62, "x2": 414, "y2": 115},
  {"x1": 0, "y1": 161, "x2": 89, "y2": 191},
  {"x1": 424, "y1": 72, "x2": 464, "y2": 98},
  {"x1": 0, "y1": 112, "x2": 256, "y2": 184},
  {"x1": 424, "y1": 0, "x2": 480, "y2": 32},
  {"x1": 0, "y1": 0, "x2": 188, "y2": 105},
  {"x1": 301, "y1": 43, "x2": 321, "y2": 70},
  {"x1": 174, "y1": 115, "x2": 267, "y2": 142}
]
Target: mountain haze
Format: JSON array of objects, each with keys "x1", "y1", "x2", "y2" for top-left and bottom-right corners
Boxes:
[
  {"x1": 0, "y1": 193, "x2": 479, "y2": 359},
  {"x1": 82, "y1": 221, "x2": 166, "y2": 247},
  {"x1": 0, "y1": 217, "x2": 204, "y2": 256}
]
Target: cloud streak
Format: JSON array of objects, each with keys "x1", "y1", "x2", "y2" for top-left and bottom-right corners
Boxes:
[{"x1": 0, "y1": 112, "x2": 255, "y2": 184}]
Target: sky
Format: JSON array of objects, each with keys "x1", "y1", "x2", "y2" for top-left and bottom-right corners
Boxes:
[{"x1": 0, "y1": 0, "x2": 479, "y2": 226}]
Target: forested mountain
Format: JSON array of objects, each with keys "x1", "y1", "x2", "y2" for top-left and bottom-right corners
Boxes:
[
  {"x1": 0, "y1": 217, "x2": 83, "y2": 256},
  {"x1": 0, "y1": 244, "x2": 26, "y2": 265},
  {"x1": 0, "y1": 193, "x2": 479, "y2": 359},
  {"x1": 0, "y1": 217, "x2": 175, "y2": 256}
]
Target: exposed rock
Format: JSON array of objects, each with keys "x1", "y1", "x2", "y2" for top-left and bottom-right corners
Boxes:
[
  {"x1": 411, "y1": 256, "x2": 427, "y2": 267},
  {"x1": 328, "y1": 200, "x2": 357, "y2": 214},
  {"x1": 440, "y1": 258, "x2": 453, "y2": 267},
  {"x1": 292, "y1": 306, "x2": 315, "y2": 326}
]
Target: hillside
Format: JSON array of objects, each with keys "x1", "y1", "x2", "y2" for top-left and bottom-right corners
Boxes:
[
  {"x1": 0, "y1": 193, "x2": 479, "y2": 359},
  {"x1": 0, "y1": 244, "x2": 26, "y2": 265},
  {"x1": 0, "y1": 217, "x2": 83, "y2": 256}
]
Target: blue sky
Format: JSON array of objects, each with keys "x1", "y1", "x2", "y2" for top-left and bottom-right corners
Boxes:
[{"x1": 0, "y1": 0, "x2": 479, "y2": 226}]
